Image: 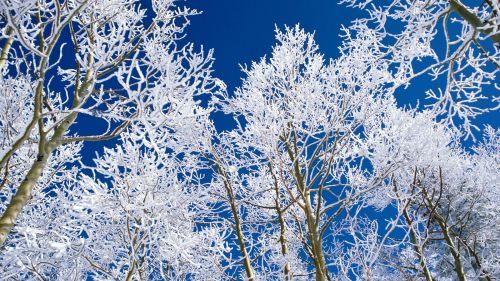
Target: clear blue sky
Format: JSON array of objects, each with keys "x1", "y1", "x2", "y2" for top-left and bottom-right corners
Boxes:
[{"x1": 185, "y1": 0, "x2": 365, "y2": 92}]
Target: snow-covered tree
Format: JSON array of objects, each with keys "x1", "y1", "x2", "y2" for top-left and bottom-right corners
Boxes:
[
  {"x1": 341, "y1": 0, "x2": 499, "y2": 138},
  {"x1": 208, "y1": 22, "x2": 498, "y2": 280},
  {"x1": 358, "y1": 107, "x2": 500, "y2": 281},
  {"x1": 0, "y1": 0, "x2": 218, "y2": 248},
  {"x1": 206, "y1": 25, "x2": 396, "y2": 280},
  {"x1": 0, "y1": 123, "x2": 230, "y2": 280},
  {"x1": 0, "y1": 0, "x2": 498, "y2": 280}
]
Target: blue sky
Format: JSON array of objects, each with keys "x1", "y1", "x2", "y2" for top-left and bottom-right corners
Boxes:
[{"x1": 185, "y1": 0, "x2": 365, "y2": 92}]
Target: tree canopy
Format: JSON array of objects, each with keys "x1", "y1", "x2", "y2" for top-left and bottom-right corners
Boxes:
[{"x1": 0, "y1": 0, "x2": 498, "y2": 280}]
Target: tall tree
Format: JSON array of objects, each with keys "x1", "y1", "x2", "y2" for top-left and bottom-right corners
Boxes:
[
  {"x1": 209, "y1": 25, "x2": 398, "y2": 280},
  {"x1": 0, "y1": 0, "x2": 217, "y2": 248}
]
